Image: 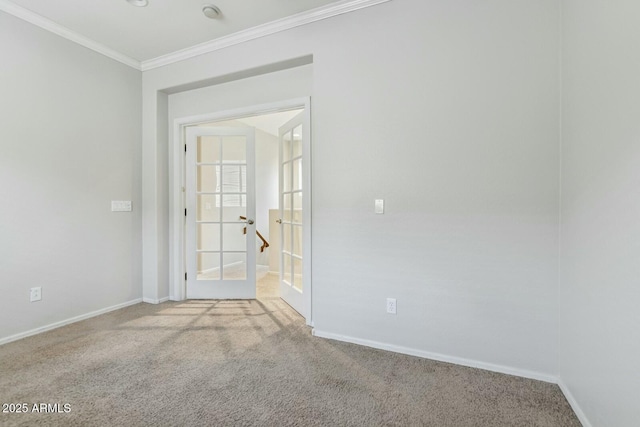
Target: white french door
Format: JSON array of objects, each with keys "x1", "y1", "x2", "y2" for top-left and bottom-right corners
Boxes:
[
  {"x1": 278, "y1": 112, "x2": 308, "y2": 316},
  {"x1": 185, "y1": 126, "x2": 256, "y2": 299}
]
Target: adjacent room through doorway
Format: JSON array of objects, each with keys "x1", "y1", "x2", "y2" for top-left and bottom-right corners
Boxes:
[{"x1": 182, "y1": 107, "x2": 309, "y2": 320}]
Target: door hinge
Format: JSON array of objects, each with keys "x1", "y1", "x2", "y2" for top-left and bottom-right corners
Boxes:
[
  {"x1": 185, "y1": 272, "x2": 187, "y2": 281},
  {"x1": 185, "y1": 208, "x2": 187, "y2": 217},
  {"x1": 184, "y1": 144, "x2": 187, "y2": 153}
]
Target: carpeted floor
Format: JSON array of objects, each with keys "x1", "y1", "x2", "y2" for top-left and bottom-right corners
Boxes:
[{"x1": 0, "y1": 277, "x2": 580, "y2": 426}]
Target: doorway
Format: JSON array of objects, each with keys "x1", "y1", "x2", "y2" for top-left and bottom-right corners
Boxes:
[{"x1": 172, "y1": 99, "x2": 312, "y2": 325}]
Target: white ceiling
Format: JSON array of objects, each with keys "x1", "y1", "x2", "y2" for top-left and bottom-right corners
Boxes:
[
  {"x1": 237, "y1": 110, "x2": 302, "y2": 137},
  {"x1": 199, "y1": 109, "x2": 303, "y2": 137},
  {"x1": 3, "y1": 0, "x2": 341, "y2": 62}
]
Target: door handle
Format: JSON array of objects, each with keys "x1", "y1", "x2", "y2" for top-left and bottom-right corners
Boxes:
[
  {"x1": 276, "y1": 219, "x2": 282, "y2": 224},
  {"x1": 239, "y1": 216, "x2": 255, "y2": 225}
]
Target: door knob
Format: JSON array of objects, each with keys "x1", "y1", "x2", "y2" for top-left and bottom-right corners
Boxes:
[{"x1": 247, "y1": 219, "x2": 254, "y2": 225}]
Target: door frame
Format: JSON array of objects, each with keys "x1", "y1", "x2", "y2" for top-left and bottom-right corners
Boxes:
[{"x1": 169, "y1": 97, "x2": 313, "y2": 325}]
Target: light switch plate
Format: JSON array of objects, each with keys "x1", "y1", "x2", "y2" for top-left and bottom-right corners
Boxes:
[
  {"x1": 111, "y1": 201, "x2": 132, "y2": 212},
  {"x1": 30, "y1": 287, "x2": 42, "y2": 302},
  {"x1": 375, "y1": 199, "x2": 384, "y2": 214}
]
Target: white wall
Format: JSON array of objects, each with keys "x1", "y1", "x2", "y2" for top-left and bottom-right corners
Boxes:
[
  {"x1": 143, "y1": 0, "x2": 560, "y2": 377},
  {"x1": 5, "y1": 1, "x2": 640, "y2": 420},
  {"x1": 254, "y1": 128, "x2": 279, "y2": 260},
  {"x1": 559, "y1": 0, "x2": 640, "y2": 425},
  {"x1": 0, "y1": 11, "x2": 142, "y2": 340}
]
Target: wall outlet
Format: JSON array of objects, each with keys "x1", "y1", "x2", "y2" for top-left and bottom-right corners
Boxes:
[
  {"x1": 386, "y1": 298, "x2": 396, "y2": 314},
  {"x1": 30, "y1": 287, "x2": 42, "y2": 302}
]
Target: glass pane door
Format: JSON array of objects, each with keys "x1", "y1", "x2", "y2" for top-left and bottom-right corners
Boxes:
[
  {"x1": 186, "y1": 127, "x2": 256, "y2": 299},
  {"x1": 279, "y1": 114, "x2": 305, "y2": 315}
]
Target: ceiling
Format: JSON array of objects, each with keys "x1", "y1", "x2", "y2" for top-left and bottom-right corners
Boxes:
[
  {"x1": 237, "y1": 110, "x2": 303, "y2": 137},
  {"x1": 3, "y1": 0, "x2": 341, "y2": 62},
  {"x1": 199, "y1": 109, "x2": 303, "y2": 137}
]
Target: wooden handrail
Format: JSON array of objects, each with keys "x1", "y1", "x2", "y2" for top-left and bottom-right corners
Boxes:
[{"x1": 239, "y1": 216, "x2": 270, "y2": 253}]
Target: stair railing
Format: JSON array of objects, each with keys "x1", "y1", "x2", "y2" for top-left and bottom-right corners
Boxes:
[{"x1": 239, "y1": 216, "x2": 270, "y2": 253}]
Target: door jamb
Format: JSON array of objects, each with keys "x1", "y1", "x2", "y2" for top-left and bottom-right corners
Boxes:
[{"x1": 170, "y1": 97, "x2": 312, "y2": 324}]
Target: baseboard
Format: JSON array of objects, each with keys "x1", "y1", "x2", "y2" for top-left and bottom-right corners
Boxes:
[
  {"x1": 312, "y1": 329, "x2": 557, "y2": 384},
  {"x1": 200, "y1": 261, "x2": 244, "y2": 275},
  {"x1": 557, "y1": 378, "x2": 591, "y2": 427},
  {"x1": 142, "y1": 296, "x2": 170, "y2": 304},
  {"x1": 0, "y1": 298, "x2": 143, "y2": 346}
]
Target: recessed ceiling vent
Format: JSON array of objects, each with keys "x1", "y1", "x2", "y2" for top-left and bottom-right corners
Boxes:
[
  {"x1": 202, "y1": 5, "x2": 222, "y2": 19},
  {"x1": 126, "y1": 0, "x2": 149, "y2": 7}
]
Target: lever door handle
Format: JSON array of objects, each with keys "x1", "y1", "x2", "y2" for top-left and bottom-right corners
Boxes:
[
  {"x1": 276, "y1": 219, "x2": 282, "y2": 224},
  {"x1": 239, "y1": 216, "x2": 254, "y2": 225}
]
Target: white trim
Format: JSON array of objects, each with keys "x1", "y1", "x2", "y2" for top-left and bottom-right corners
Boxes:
[
  {"x1": 170, "y1": 120, "x2": 186, "y2": 301},
  {"x1": 140, "y1": 0, "x2": 391, "y2": 71},
  {"x1": 302, "y1": 105, "x2": 312, "y2": 325},
  {"x1": 558, "y1": 379, "x2": 592, "y2": 427},
  {"x1": 0, "y1": 298, "x2": 143, "y2": 346},
  {"x1": 312, "y1": 329, "x2": 558, "y2": 384},
  {"x1": 0, "y1": 0, "x2": 390, "y2": 72},
  {"x1": 174, "y1": 98, "x2": 310, "y2": 128},
  {"x1": 0, "y1": 0, "x2": 140, "y2": 70},
  {"x1": 142, "y1": 296, "x2": 170, "y2": 304}
]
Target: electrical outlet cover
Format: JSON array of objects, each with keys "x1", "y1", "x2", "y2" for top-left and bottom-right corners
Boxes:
[
  {"x1": 386, "y1": 298, "x2": 396, "y2": 314},
  {"x1": 30, "y1": 287, "x2": 42, "y2": 302}
]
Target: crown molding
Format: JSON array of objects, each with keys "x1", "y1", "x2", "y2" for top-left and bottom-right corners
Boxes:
[
  {"x1": 0, "y1": 0, "x2": 141, "y2": 70},
  {"x1": 140, "y1": 0, "x2": 392, "y2": 71},
  {"x1": 1, "y1": 0, "x2": 391, "y2": 73}
]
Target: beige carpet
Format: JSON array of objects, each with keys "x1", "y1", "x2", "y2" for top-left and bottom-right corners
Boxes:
[{"x1": 0, "y1": 277, "x2": 579, "y2": 426}]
